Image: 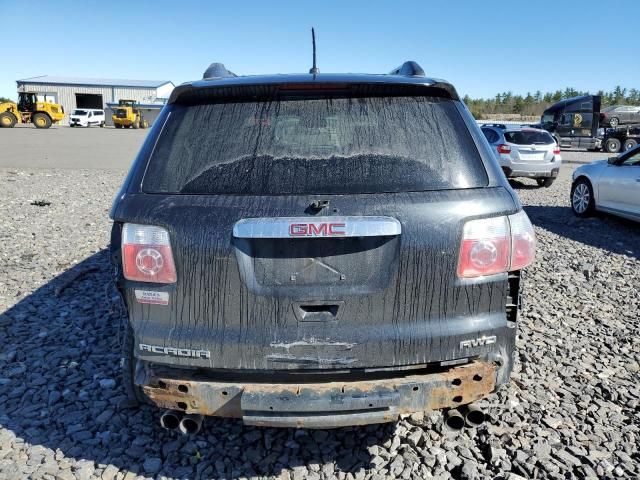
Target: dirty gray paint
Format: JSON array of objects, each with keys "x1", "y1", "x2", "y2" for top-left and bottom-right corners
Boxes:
[{"x1": 113, "y1": 185, "x2": 518, "y2": 373}]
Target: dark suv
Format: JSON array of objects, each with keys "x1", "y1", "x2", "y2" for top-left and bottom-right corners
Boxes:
[{"x1": 110, "y1": 61, "x2": 535, "y2": 432}]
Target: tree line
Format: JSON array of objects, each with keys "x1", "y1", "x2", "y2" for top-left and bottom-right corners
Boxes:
[{"x1": 463, "y1": 86, "x2": 639, "y2": 119}]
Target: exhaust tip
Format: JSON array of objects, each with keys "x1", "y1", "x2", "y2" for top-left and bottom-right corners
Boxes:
[
  {"x1": 179, "y1": 414, "x2": 203, "y2": 435},
  {"x1": 160, "y1": 410, "x2": 182, "y2": 430},
  {"x1": 464, "y1": 405, "x2": 485, "y2": 427},
  {"x1": 444, "y1": 409, "x2": 465, "y2": 431}
]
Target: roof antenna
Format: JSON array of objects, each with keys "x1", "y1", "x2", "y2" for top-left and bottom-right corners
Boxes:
[{"x1": 309, "y1": 27, "x2": 320, "y2": 74}]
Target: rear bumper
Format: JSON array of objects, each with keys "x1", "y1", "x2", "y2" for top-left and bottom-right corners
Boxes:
[
  {"x1": 503, "y1": 165, "x2": 560, "y2": 178},
  {"x1": 138, "y1": 360, "x2": 498, "y2": 428},
  {"x1": 499, "y1": 154, "x2": 561, "y2": 178}
]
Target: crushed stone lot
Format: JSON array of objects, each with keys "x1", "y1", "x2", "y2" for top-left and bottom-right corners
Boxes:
[{"x1": 0, "y1": 164, "x2": 639, "y2": 480}]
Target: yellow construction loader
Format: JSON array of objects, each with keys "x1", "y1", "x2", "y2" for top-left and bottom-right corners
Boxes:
[
  {"x1": 112, "y1": 99, "x2": 148, "y2": 129},
  {"x1": 0, "y1": 92, "x2": 65, "y2": 128}
]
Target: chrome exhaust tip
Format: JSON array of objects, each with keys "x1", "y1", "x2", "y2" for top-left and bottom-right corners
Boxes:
[
  {"x1": 444, "y1": 409, "x2": 465, "y2": 431},
  {"x1": 160, "y1": 410, "x2": 182, "y2": 430},
  {"x1": 179, "y1": 414, "x2": 203, "y2": 435},
  {"x1": 463, "y1": 404, "x2": 485, "y2": 428}
]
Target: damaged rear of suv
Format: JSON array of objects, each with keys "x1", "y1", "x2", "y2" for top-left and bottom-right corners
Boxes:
[{"x1": 110, "y1": 61, "x2": 535, "y2": 431}]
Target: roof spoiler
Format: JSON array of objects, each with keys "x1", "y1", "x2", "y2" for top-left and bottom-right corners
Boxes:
[
  {"x1": 203, "y1": 63, "x2": 237, "y2": 80},
  {"x1": 388, "y1": 61, "x2": 425, "y2": 77}
]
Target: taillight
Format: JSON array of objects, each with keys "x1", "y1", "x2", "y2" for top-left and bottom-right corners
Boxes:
[
  {"x1": 497, "y1": 144, "x2": 511, "y2": 154},
  {"x1": 553, "y1": 147, "x2": 561, "y2": 155},
  {"x1": 458, "y1": 216, "x2": 510, "y2": 277},
  {"x1": 122, "y1": 223, "x2": 177, "y2": 283},
  {"x1": 508, "y1": 211, "x2": 536, "y2": 271},
  {"x1": 458, "y1": 212, "x2": 536, "y2": 278}
]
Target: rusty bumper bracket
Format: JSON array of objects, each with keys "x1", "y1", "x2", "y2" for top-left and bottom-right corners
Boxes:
[{"x1": 141, "y1": 361, "x2": 496, "y2": 428}]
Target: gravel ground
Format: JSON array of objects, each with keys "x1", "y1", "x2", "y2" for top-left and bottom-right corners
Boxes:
[{"x1": 0, "y1": 164, "x2": 638, "y2": 480}]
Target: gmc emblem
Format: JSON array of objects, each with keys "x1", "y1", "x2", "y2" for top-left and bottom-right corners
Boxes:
[{"x1": 289, "y1": 223, "x2": 346, "y2": 237}]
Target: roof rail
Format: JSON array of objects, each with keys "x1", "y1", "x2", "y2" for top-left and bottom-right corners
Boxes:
[
  {"x1": 203, "y1": 63, "x2": 237, "y2": 80},
  {"x1": 388, "y1": 61, "x2": 425, "y2": 77}
]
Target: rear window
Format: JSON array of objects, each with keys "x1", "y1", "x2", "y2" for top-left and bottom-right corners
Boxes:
[
  {"x1": 504, "y1": 130, "x2": 554, "y2": 145},
  {"x1": 143, "y1": 95, "x2": 488, "y2": 195},
  {"x1": 481, "y1": 128, "x2": 500, "y2": 143}
]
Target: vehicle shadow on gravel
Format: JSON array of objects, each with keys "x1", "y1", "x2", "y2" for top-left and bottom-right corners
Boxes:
[
  {"x1": 524, "y1": 205, "x2": 639, "y2": 259},
  {"x1": 0, "y1": 250, "x2": 395, "y2": 479},
  {"x1": 508, "y1": 179, "x2": 541, "y2": 190}
]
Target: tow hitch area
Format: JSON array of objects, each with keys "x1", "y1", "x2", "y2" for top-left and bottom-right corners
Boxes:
[{"x1": 141, "y1": 361, "x2": 496, "y2": 428}]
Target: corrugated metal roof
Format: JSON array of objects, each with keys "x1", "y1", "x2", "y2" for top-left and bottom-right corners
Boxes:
[{"x1": 16, "y1": 75, "x2": 173, "y2": 89}]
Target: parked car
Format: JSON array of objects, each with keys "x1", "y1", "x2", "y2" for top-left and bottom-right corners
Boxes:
[
  {"x1": 69, "y1": 109, "x2": 105, "y2": 127},
  {"x1": 481, "y1": 125, "x2": 561, "y2": 187},
  {"x1": 600, "y1": 105, "x2": 640, "y2": 128},
  {"x1": 571, "y1": 145, "x2": 640, "y2": 221},
  {"x1": 110, "y1": 61, "x2": 536, "y2": 432}
]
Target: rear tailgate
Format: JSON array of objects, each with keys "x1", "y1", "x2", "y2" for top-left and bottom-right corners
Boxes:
[
  {"x1": 512, "y1": 145, "x2": 553, "y2": 163},
  {"x1": 506, "y1": 130, "x2": 556, "y2": 164},
  {"x1": 115, "y1": 187, "x2": 516, "y2": 370}
]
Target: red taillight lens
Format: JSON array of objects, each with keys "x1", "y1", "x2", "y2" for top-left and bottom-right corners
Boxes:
[
  {"x1": 458, "y1": 216, "x2": 510, "y2": 277},
  {"x1": 497, "y1": 144, "x2": 511, "y2": 154},
  {"x1": 458, "y1": 212, "x2": 536, "y2": 278},
  {"x1": 122, "y1": 223, "x2": 177, "y2": 283},
  {"x1": 508, "y1": 211, "x2": 536, "y2": 271},
  {"x1": 553, "y1": 147, "x2": 561, "y2": 155}
]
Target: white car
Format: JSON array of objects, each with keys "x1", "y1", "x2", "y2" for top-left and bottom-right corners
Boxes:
[
  {"x1": 481, "y1": 125, "x2": 562, "y2": 187},
  {"x1": 69, "y1": 109, "x2": 105, "y2": 128},
  {"x1": 571, "y1": 145, "x2": 640, "y2": 221}
]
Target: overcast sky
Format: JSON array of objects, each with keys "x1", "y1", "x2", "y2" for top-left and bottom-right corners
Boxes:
[{"x1": 1, "y1": 0, "x2": 638, "y2": 100}]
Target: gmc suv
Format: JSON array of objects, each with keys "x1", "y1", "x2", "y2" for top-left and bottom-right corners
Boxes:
[{"x1": 110, "y1": 61, "x2": 535, "y2": 432}]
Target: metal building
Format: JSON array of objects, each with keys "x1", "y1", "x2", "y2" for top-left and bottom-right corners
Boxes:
[{"x1": 16, "y1": 75, "x2": 174, "y2": 125}]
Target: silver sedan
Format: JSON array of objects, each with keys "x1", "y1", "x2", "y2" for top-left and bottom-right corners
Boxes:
[{"x1": 571, "y1": 146, "x2": 640, "y2": 221}]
